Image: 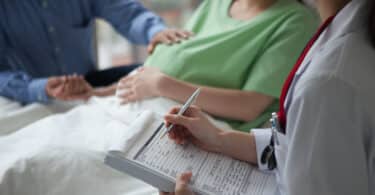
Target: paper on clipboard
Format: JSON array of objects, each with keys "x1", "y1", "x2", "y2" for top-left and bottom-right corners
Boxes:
[{"x1": 105, "y1": 111, "x2": 277, "y2": 195}]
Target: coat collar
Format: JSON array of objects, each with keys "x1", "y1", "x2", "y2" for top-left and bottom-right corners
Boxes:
[{"x1": 327, "y1": 0, "x2": 368, "y2": 41}]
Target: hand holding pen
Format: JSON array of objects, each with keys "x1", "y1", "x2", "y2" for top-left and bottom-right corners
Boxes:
[
  {"x1": 163, "y1": 104, "x2": 224, "y2": 153},
  {"x1": 160, "y1": 88, "x2": 201, "y2": 139}
]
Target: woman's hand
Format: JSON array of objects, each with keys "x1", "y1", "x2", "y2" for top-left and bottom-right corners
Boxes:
[
  {"x1": 164, "y1": 106, "x2": 224, "y2": 153},
  {"x1": 159, "y1": 172, "x2": 195, "y2": 195},
  {"x1": 117, "y1": 67, "x2": 165, "y2": 104},
  {"x1": 63, "y1": 75, "x2": 93, "y2": 99}
]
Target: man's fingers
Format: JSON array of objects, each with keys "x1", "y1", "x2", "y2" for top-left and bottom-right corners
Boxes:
[
  {"x1": 162, "y1": 34, "x2": 173, "y2": 44},
  {"x1": 175, "y1": 31, "x2": 187, "y2": 39},
  {"x1": 166, "y1": 32, "x2": 181, "y2": 43},
  {"x1": 183, "y1": 30, "x2": 194, "y2": 37},
  {"x1": 65, "y1": 93, "x2": 91, "y2": 101},
  {"x1": 48, "y1": 78, "x2": 60, "y2": 87},
  {"x1": 53, "y1": 84, "x2": 66, "y2": 97},
  {"x1": 148, "y1": 29, "x2": 193, "y2": 54},
  {"x1": 147, "y1": 44, "x2": 156, "y2": 54},
  {"x1": 175, "y1": 30, "x2": 193, "y2": 40},
  {"x1": 48, "y1": 76, "x2": 66, "y2": 88}
]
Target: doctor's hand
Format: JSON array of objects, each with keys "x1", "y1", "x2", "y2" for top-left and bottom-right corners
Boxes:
[
  {"x1": 159, "y1": 172, "x2": 195, "y2": 195},
  {"x1": 117, "y1": 67, "x2": 165, "y2": 104},
  {"x1": 148, "y1": 29, "x2": 193, "y2": 54},
  {"x1": 164, "y1": 106, "x2": 224, "y2": 153}
]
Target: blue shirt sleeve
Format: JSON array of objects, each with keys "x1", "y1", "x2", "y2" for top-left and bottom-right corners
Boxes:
[
  {"x1": 0, "y1": 71, "x2": 50, "y2": 104},
  {"x1": 0, "y1": 27, "x2": 50, "y2": 104},
  {"x1": 91, "y1": 0, "x2": 166, "y2": 44}
]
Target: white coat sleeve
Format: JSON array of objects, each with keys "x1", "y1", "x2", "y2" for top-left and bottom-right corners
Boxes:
[
  {"x1": 284, "y1": 77, "x2": 369, "y2": 195},
  {"x1": 252, "y1": 128, "x2": 272, "y2": 171}
]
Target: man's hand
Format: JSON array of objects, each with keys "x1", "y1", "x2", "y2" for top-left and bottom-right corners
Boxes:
[
  {"x1": 159, "y1": 172, "x2": 194, "y2": 195},
  {"x1": 46, "y1": 76, "x2": 67, "y2": 99},
  {"x1": 46, "y1": 75, "x2": 93, "y2": 101},
  {"x1": 61, "y1": 75, "x2": 93, "y2": 100},
  {"x1": 148, "y1": 29, "x2": 193, "y2": 54}
]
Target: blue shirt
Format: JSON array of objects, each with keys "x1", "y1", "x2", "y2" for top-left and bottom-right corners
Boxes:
[{"x1": 0, "y1": 0, "x2": 166, "y2": 104}]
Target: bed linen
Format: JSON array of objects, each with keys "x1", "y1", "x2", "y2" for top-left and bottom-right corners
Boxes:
[
  {"x1": 0, "y1": 96, "x2": 230, "y2": 195},
  {"x1": 0, "y1": 97, "x2": 79, "y2": 135}
]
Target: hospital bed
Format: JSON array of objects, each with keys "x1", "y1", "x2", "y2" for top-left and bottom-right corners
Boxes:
[
  {"x1": 0, "y1": 96, "x2": 80, "y2": 135},
  {"x1": 0, "y1": 96, "x2": 230, "y2": 195}
]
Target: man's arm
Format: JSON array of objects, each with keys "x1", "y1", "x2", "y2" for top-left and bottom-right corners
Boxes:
[
  {"x1": 0, "y1": 71, "x2": 50, "y2": 104},
  {"x1": 91, "y1": 0, "x2": 166, "y2": 44},
  {"x1": 0, "y1": 23, "x2": 50, "y2": 104}
]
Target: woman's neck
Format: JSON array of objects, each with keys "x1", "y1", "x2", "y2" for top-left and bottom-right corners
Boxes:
[
  {"x1": 317, "y1": 0, "x2": 351, "y2": 20},
  {"x1": 230, "y1": 0, "x2": 276, "y2": 20},
  {"x1": 237, "y1": 0, "x2": 276, "y2": 9}
]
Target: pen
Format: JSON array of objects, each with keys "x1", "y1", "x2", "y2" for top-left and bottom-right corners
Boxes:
[{"x1": 160, "y1": 88, "x2": 201, "y2": 139}]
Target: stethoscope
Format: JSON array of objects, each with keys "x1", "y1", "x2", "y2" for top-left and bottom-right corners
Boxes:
[{"x1": 260, "y1": 112, "x2": 280, "y2": 170}]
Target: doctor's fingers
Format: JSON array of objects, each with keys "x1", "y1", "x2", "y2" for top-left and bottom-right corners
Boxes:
[
  {"x1": 168, "y1": 106, "x2": 201, "y2": 116},
  {"x1": 164, "y1": 114, "x2": 198, "y2": 131},
  {"x1": 169, "y1": 126, "x2": 191, "y2": 145},
  {"x1": 175, "y1": 172, "x2": 194, "y2": 195}
]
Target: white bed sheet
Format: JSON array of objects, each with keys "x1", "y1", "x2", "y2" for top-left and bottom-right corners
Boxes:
[
  {"x1": 0, "y1": 96, "x2": 230, "y2": 195},
  {"x1": 0, "y1": 97, "x2": 80, "y2": 135}
]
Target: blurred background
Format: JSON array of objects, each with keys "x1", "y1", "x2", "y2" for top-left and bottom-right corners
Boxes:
[{"x1": 96, "y1": 0, "x2": 202, "y2": 70}]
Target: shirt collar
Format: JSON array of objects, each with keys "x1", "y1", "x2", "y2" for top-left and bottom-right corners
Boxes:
[{"x1": 328, "y1": 0, "x2": 368, "y2": 40}]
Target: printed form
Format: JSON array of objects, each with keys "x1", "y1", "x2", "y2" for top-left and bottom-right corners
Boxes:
[{"x1": 121, "y1": 112, "x2": 277, "y2": 195}]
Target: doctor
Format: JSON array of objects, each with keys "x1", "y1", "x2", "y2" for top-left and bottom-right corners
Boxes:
[{"x1": 160, "y1": 0, "x2": 375, "y2": 194}]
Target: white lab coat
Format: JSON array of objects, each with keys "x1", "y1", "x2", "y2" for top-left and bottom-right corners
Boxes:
[{"x1": 253, "y1": 0, "x2": 375, "y2": 194}]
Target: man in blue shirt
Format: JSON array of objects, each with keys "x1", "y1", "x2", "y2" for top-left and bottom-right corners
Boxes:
[{"x1": 0, "y1": 0, "x2": 191, "y2": 104}]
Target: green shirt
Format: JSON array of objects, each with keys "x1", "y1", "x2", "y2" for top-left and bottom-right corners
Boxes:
[{"x1": 145, "y1": 0, "x2": 318, "y2": 131}]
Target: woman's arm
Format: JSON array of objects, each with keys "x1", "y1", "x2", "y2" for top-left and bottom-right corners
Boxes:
[
  {"x1": 118, "y1": 67, "x2": 274, "y2": 122},
  {"x1": 158, "y1": 75, "x2": 274, "y2": 122}
]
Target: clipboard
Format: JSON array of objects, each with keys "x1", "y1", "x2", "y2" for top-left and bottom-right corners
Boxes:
[
  {"x1": 105, "y1": 151, "x2": 207, "y2": 194},
  {"x1": 104, "y1": 111, "x2": 277, "y2": 195}
]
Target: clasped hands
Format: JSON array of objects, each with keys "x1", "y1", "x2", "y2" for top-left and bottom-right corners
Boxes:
[{"x1": 46, "y1": 74, "x2": 93, "y2": 101}]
